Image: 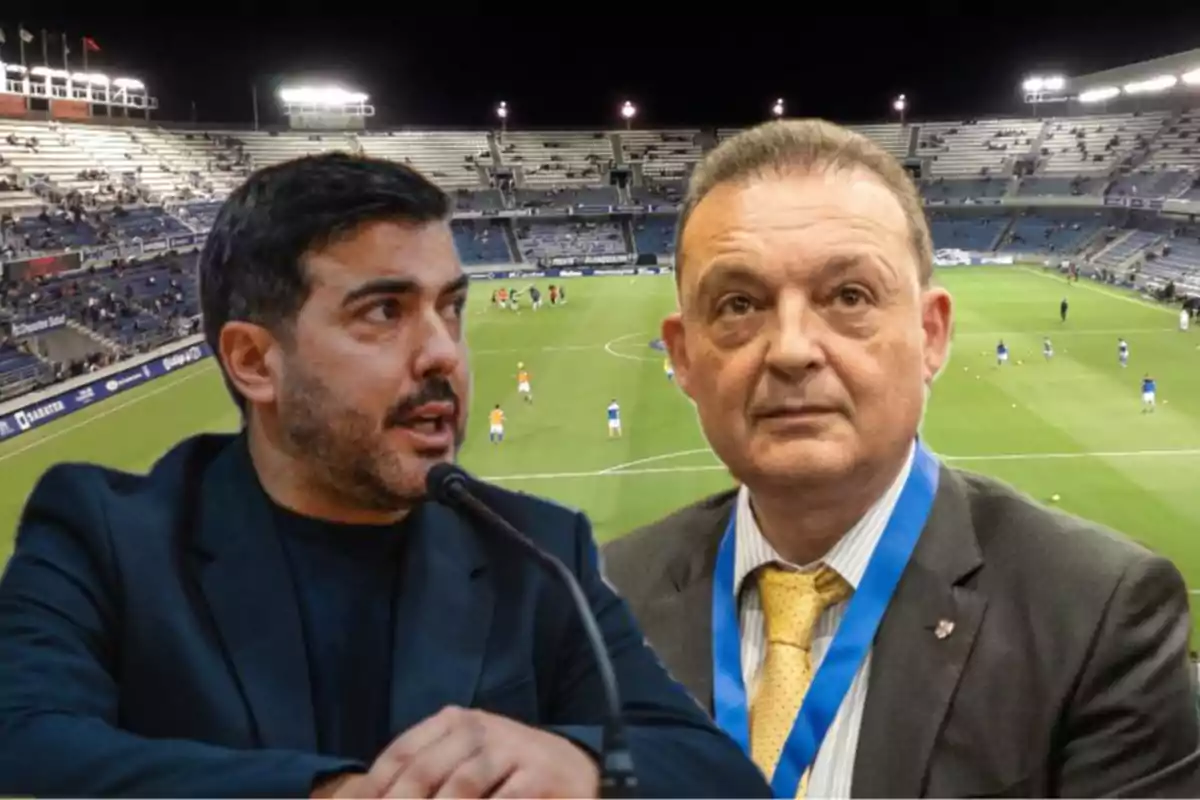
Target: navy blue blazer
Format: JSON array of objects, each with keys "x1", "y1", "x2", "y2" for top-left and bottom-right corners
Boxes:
[{"x1": 0, "y1": 433, "x2": 770, "y2": 799}]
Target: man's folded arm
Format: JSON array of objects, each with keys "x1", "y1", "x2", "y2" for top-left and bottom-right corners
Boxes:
[
  {"x1": 1056, "y1": 552, "x2": 1200, "y2": 797},
  {"x1": 0, "y1": 466, "x2": 361, "y2": 798},
  {"x1": 544, "y1": 511, "x2": 771, "y2": 799}
]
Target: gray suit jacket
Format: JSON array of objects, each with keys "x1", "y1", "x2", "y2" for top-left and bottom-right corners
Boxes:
[{"x1": 602, "y1": 465, "x2": 1200, "y2": 797}]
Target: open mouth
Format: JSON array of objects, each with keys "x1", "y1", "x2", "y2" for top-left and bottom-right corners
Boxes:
[{"x1": 394, "y1": 402, "x2": 457, "y2": 448}]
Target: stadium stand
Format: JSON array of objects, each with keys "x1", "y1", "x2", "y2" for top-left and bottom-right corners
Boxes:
[
  {"x1": 358, "y1": 130, "x2": 491, "y2": 189},
  {"x1": 923, "y1": 177, "x2": 1010, "y2": 202},
  {"x1": 918, "y1": 118, "x2": 1036, "y2": 176},
  {"x1": 0, "y1": 340, "x2": 47, "y2": 401},
  {"x1": 498, "y1": 131, "x2": 614, "y2": 187},
  {"x1": 1016, "y1": 175, "x2": 1109, "y2": 197},
  {"x1": 631, "y1": 215, "x2": 676, "y2": 256},
  {"x1": 513, "y1": 186, "x2": 619, "y2": 209},
  {"x1": 929, "y1": 213, "x2": 1007, "y2": 251},
  {"x1": 514, "y1": 220, "x2": 626, "y2": 262},
  {"x1": 1142, "y1": 109, "x2": 1200, "y2": 171},
  {"x1": 1090, "y1": 229, "x2": 1163, "y2": 270},
  {"x1": 629, "y1": 180, "x2": 684, "y2": 207},
  {"x1": 1038, "y1": 112, "x2": 1168, "y2": 174},
  {"x1": 452, "y1": 219, "x2": 512, "y2": 265},
  {"x1": 621, "y1": 130, "x2": 702, "y2": 181},
  {"x1": 999, "y1": 211, "x2": 1106, "y2": 254},
  {"x1": 4, "y1": 110, "x2": 1200, "y2": 407}
]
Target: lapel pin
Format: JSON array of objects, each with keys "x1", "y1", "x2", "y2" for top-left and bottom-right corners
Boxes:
[{"x1": 934, "y1": 619, "x2": 955, "y2": 640}]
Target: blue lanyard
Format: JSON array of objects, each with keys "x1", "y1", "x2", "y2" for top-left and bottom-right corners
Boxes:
[{"x1": 711, "y1": 442, "x2": 940, "y2": 798}]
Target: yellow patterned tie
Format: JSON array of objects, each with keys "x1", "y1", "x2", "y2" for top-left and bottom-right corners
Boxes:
[{"x1": 750, "y1": 564, "x2": 853, "y2": 798}]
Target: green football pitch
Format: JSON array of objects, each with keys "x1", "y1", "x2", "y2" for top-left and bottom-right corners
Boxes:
[{"x1": 2, "y1": 266, "x2": 1199, "y2": 637}]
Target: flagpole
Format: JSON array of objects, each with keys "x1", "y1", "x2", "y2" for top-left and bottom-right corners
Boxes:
[
  {"x1": 61, "y1": 32, "x2": 69, "y2": 72},
  {"x1": 40, "y1": 29, "x2": 48, "y2": 67},
  {"x1": 18, "y1": 24, "x2": 25, "y2": 67},
  {"x1": 82, "y1": 36, "x2": 88, "y2": 72}
]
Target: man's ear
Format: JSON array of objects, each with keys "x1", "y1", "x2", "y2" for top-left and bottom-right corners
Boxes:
[
  {"x1": 662, "y1": 312, "x2": 695, "y2": 399},
  {"x1": 219, "y1": 321, "x2": 283, "y2": 408},
  {"x1": 920, "y1": 287, "x2": 954, "y2": 384}
]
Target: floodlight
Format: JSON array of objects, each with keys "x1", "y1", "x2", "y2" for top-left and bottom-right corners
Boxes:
[
  {"x1": 496, "y1": 101, "x2": 508, "y2": 119},
  {"x1": 1023, "y1": 75, "x2": 1065, "y2": 93},
  {"x1": 1078, "y1": 86, "x2": 1120, "y2": 103},
  {"x1": 621, "y1": 101, "x2": 636, "y2": 119},
  {"x1": 279, "y1": 85, "x2": 369, "y2": 106},
  {"x1": 893, "y1": 94, "x2": 907, "y2": 112},
  {"x1": 1124, "y1": 75, "x2": 1177, "y2": 95},
  {"x1": 1181, "y1": 68, "x2": 1200, "y2": 86},
  {"x1": 772, "y1": 98, "x2": 784, "y2": 117},
  {"x1": 113, "y1": 77, "x2": 145, "y2": 91}
]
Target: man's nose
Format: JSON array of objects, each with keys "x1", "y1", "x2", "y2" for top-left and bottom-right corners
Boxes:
[
  {"x1": 412, "y1": 309, "x2": 462, "y2": 378},
  {"x1": 765, "y1": 291, "x2": 826, "y2": 376}
]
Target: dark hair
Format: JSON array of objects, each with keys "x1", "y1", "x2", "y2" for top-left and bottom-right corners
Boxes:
[{"x1": 199, "y1": 151, "x2": 451, "y2": 410}]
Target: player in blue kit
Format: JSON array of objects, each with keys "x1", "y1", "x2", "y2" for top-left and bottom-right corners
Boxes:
[
  {"x1": 1118, "y1": 338, "x2": 1129, "y2": 368},
  {"x1": 996, "y1": 340, "x2": 1009, "y2": 366},
  {"x1": 607, "y1": 399, "x2": 622, "y2": 438},
  {"x1": 1142, "y1": 375, "x2": 1157, "y2": 413},
  {"x1": 1043, "y1": 337, "x2": 1054, "y2": 360}
]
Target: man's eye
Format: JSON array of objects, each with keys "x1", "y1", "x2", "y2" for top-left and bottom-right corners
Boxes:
[
  {"x1": 362, "y1": 299, "x2": 402, "y2": 322},
  {"x1": 717, "y1": 295, "x2": 756, "y2": 317},
  {"x1": 835, "y1": 285, "x2": 871, "y2": 307}
]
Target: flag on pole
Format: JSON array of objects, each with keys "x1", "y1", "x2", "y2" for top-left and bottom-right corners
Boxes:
[
  {"x1": 83, "y1": 36, "x2": 99, "y2": 71},
  {"x1": 18, "y1": 24, "x2": 31, "y2": 68},
  {"x1": 0, "y1": 29, "x2": 7, "y2": 46}
]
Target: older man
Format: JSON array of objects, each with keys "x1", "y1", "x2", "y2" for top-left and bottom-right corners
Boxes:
[{"x1": 602, "y1": 119, "x2": 1200, "y2": 798}]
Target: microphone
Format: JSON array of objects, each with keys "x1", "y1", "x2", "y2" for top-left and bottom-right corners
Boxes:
[{"x1": 426, "y1": 463, "x2": 638, "y2": 799}]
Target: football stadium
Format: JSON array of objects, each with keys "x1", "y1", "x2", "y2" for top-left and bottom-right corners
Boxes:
[
  {"x1": 5, "y1": 20, "x2": 1200, "y2": 795},
  {"x1": 2, "y1": 43, "x2": 1200, "y2": 644}
]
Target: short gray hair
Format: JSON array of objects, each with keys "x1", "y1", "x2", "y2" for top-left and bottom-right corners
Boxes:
[{"x1": 675, "y1": 119, "x2": 933, "y2": 284}]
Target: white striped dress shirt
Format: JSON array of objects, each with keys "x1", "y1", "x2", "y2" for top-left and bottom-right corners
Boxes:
[{"x1": 733, "y1": 441, "x2": 915, "y2": 799}]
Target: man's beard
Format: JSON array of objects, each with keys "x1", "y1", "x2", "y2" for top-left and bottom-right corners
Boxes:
[{"x1": 277, "y1": 363, "x2": 465, "y2": 512}]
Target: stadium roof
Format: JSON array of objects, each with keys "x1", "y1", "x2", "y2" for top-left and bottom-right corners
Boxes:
[{"x1": 1071, "y1": 48, "x2": 1200, "y2": 94}]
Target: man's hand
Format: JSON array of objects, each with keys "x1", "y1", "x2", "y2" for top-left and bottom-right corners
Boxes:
[{"x1": 313, "y1": 706, "x2": 600, "y2": 799}]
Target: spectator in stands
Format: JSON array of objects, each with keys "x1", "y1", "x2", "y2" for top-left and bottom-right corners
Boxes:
[
  {"x1": 603, "y1": 119, "x2": 1200, "y2": 798},
  {"x1": 0, "y1": 152, "x2": 770, "y2": 800}
]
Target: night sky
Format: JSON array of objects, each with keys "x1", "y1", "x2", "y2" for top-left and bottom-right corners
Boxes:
[{"x1": 4, "y1": 8, "x2": 1200, "y2": 129}]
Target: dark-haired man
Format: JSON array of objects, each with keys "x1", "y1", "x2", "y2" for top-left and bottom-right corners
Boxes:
[{"x1": 0, "y1": 153, "x2": 770, "y2": 799}]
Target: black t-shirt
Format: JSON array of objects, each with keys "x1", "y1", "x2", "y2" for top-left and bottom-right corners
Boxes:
[{"x1": 272, "y1": 502, "x2": 407, "y2": 762}]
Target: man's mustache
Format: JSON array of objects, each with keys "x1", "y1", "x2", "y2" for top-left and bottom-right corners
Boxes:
[{"x1": 384, "y1": 377, "x2": 460, "y2": 428}]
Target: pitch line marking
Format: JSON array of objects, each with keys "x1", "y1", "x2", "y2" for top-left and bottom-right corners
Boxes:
[
  {"x1": 603, "y1": 332, "x2": 661, "y2": 363},
  {"x1": 598, "y1": 447, "x2": 714, "y2": 474},
  {"x1": 482, "y1": 446, "x2": 1200, "y2": 483},
  {"x1": 0, "y1": 364, "x2": 217, "y2": 465},
  {"x1": 1021, "y1": 267, "x2": 1181, "y2": 316}
]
